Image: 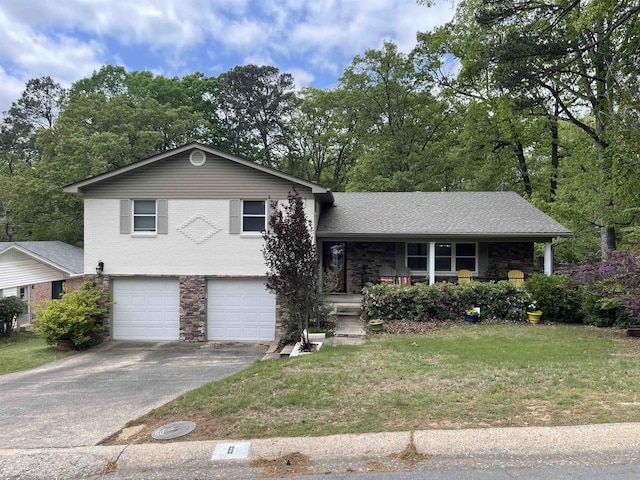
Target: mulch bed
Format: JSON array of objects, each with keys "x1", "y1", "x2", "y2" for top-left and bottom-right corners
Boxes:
[{"x1": 372, "y1": 318, "x2": 451, "y2": 335}]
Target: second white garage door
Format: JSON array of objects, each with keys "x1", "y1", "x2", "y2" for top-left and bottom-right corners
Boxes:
[
  {"x1": 207, "y1": 278, "x2": 275, "y2": 341},
  {"x1": 112, "y1": 278, "x2": 180, "y2": 341}
]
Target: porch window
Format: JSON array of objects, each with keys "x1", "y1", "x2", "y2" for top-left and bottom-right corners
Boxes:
[
  {"x1": 435, "y1": 243, "x2": 477, "y2": 272},
  {"x1": 455, "y1": 243, "x2": 476, "y2": 271},
  {"x1": 407, "y1": 243, "x2": 428, "y2": 271}
]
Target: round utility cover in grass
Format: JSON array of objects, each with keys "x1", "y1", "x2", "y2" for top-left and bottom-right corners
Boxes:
[{"x1": 151, "y1": 421, "x2": 196, "y2": 440}]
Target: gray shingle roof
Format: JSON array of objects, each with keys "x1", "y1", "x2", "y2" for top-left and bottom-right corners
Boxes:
[
  {"x1": 0, "y1": 241, "x2": 84, "y2": 275},
  {"x1": 316, "y1": 192, "x2": 572, "y2": 237}
]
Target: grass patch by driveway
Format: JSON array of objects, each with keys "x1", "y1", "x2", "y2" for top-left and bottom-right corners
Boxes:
[
  {"x1": 115, "y1": 324, "x2": 640, "y2": 443},
  {"x1": 0, "y1": 331, "x2": 75, "y2": 375}
]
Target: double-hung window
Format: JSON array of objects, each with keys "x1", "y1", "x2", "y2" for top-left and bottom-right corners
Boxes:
[
  {"x1": 435, "y1": 243, "x2": 477, "y2": 272},
  {"x1": 242, "y1": 200, "x2": 266, "y2": 233},
  {"x1": 407, "y1": 243, "x2": 428, "y2": 271},
  {"x1": 133, "y1": 200, "x2": 157, "y2": 233}
]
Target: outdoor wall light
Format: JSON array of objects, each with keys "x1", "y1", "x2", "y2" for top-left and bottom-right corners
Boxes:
[{"x1": 96, "y1": 261, "x2": 104, "y2": 276}]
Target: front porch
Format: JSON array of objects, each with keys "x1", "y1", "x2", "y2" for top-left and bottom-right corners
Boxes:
[{"x1": 320, "y1": 239, "x2": 555, "y2": 295}]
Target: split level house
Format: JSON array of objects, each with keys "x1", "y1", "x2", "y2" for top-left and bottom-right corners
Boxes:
[
  {"x1": 0, "y1": 241, "x2": 84, "y2": 328},
  {"x1": 63, "y1": 142, "x2": 572, "y2": 343}
]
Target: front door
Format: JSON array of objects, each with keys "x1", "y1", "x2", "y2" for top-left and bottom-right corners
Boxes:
[{"x1": 322, "y1": 242, "x2": 346, "y2": 293}]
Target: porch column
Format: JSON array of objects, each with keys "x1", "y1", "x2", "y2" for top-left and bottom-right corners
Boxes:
[
  {"x1": 429, "y1": 241, "x2": 436, "y2": 285},
  {"x1": 544, "y1": 242, "x2": 553, "y2": 275}
]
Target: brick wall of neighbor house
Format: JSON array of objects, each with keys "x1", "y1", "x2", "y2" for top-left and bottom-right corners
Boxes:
[
  {"x1": 346, "y1": 242, "x2": 396, "y2": 294},
  {"x1": 180, "y1": 275, "x2": 207, "y2": 342},
  {"x1": 486, "y1": 242, "x2": 536, "y2": 275},
  {"x1": 30, "y1": 277, "x2": 84, "y2": 319}
]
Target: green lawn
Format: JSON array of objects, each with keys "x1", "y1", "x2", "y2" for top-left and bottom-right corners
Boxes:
[
  {"x1": 0, "y1": 331, "x2": 75, "y2": 375},
  {"x1": 119, "y1": 323, "x2": 640, "y2": 443}
]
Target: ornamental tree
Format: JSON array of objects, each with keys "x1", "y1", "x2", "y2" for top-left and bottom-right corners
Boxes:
[{"x1": 262, "y1": 188, "x2": 324, "y2": 348}]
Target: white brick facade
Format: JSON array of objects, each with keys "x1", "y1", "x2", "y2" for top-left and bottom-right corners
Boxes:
[{"x1": 84, "y1": 198, "x2": 317, "y2": 276}]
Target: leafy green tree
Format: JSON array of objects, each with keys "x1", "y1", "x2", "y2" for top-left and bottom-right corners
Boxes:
[
  {"x1": 339, "y1": 41, "x2": 449, "y2": 192},
  {"x1": 217, "y1": 64, "x2": 299, "y2": 169},
  {"x1": 450, "y1": 0, "x2": 640, "y2": 257},
  {"x1": 283, "y1": 87, "x2": 360, "y2": 190}
]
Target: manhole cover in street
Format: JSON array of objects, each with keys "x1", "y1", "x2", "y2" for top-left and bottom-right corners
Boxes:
[{"x1": 151, "y1": 421, "x2": 196, "y2": 440}]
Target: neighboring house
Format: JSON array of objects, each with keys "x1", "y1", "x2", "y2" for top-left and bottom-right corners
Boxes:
[
  {"x1": 0, "y1": 241, "x2": 84, "y2": 327},
  {"x1": 63, "y1": 142, "x2": 571, "y2": 343}
]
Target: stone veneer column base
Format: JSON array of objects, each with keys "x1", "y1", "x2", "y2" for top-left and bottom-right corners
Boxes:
[{"x1": 180, "y1": 275, "x2": 207, "y2": 342}]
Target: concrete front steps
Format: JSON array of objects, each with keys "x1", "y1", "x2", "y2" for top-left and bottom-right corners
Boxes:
[{"x1": 325, "y1": 294, "x2": 365, "y2": 339}]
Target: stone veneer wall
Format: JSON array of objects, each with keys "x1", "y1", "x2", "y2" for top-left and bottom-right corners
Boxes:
[
  {"x1": 346, "y1": 242, "x2": 396, "y2": 294},
  {"x1": 486, "y1": 242, "x2": 536, "y2": 275},
  {"x1": 179, "y1": 275, "x2": 206, "y2": 342}
]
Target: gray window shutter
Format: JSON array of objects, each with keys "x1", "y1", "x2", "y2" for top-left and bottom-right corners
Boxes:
[
  {"x1": 120, "y1": 200, "x2": 130, "y2": 234},
  {"x1": 157, "y1": 199, "x2": 168, "y2": 234},
  {"x1": 229, "y1": 199, "x2": 241, "y2": 234}
]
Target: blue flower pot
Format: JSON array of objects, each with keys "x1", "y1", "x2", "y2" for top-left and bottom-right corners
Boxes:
[{"x1": 465, "y1": 313, "x2": 479, "y2": 323}]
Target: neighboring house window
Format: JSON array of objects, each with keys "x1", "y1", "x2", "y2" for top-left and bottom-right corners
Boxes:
[
  {"x1": 52, "y1": 280, "x2": 65, "y2": 299},
  {"x1": 242, "y1": 200, "x2": 266, "y2": 233},
  {"x1": 133, "y1": 200, "x2": 157, "y2": 232},
  {"x1": 435, "y1": 243, "x2": 477, "y2": 272},
  {"x1": 407, "y1": 243, "x2": 428, "y2": 271}
]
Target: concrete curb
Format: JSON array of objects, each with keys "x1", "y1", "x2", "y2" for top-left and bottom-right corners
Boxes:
[{"x1": 2, "y1": 423, "x2": 640, "y2": 479}]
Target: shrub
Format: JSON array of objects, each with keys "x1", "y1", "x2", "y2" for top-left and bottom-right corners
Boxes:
[
  {"x1": 362, "y1": 280, "x2": 531, "y2": 323},
  {"x1": 457, "y1": 281, "x2": 531, "y2": 322},
  {"x1": 0, "y1": 296, "x2": 25, "y2": 337},
  {"x1": 33, "y1": 281, "x2": 109, "y2": 349},
  {"x1": 558, "y1": 252, "x2": 640, "y2": 327},
  {"x1": 524, "y1": 274, "x2": 583, "y2": 323}
]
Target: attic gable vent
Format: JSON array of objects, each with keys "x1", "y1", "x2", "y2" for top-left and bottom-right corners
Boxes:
[{"x1": 189, "y1": 149, "x2": 206, "y2": 166}]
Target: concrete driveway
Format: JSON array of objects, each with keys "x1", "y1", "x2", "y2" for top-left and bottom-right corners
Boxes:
[{"x1": 0, "y1": 341, "x2": 266, "y2": 449}]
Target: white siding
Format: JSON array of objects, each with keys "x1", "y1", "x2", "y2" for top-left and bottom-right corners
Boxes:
[
  {"x1": 0, "y1": 250, "x2": 67, "y2": 290},
  {"x1": 84, "y1": 198, "x2": 318, "y2": 276}
]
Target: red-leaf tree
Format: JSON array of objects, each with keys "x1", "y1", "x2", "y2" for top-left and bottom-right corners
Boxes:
[{"x1": 263, "y1": 188, "x2": 324, "y2": 348}]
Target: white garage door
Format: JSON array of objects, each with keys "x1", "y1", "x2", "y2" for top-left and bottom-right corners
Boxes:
[
  {"x1": 112, "y1": 278, "x2": 180, "y2": 340},
  {"x1": 207, "y1": 278, "x2": 275, "y2": 341}
]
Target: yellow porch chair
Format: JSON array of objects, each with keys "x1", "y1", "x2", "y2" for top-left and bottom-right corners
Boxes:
[
  {"x1": 508, "y1": 270, "x2": 525, "y2": 288},
  {"x1": 457, "y1": 269, "x2": 473, "y2": 284}
]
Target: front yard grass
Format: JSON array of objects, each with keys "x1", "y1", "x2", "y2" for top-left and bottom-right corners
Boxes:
[
  {"x1": 0, "y1": 331, "x2": 75, "y2": 375},
  {"x1": 118, "y1": 323, "x2": 640, "y2": 443}
]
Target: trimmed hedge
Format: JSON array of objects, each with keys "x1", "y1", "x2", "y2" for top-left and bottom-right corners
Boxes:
[{"x1": 362, "y1": 280, "x2": 532, "y2": 323}]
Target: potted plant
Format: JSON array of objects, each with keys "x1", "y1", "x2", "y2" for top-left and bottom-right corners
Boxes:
[
  {"x1": 368, "y1": 319, "x2": 385, "y2": 332},
  {"x1": 465, "y1": 308, "x2": 480, "y2": 323},
  {"x1": 526, "y1": 302, "x2": 542, "y2": 324},
  {"x1": 526, "y1": 310, "x2": 543, "y2": 324}
]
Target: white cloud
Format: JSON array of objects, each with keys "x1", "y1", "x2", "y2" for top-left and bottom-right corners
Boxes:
[
  {"x1": 287, "y1": 68, "x2": 315, "y2": 89},
  {"x1": 0, "y1": 0, "x2": 456, "y2": 112},
  {"x1": 0, "y1": 67, "x2": 27, "y2": 114}
]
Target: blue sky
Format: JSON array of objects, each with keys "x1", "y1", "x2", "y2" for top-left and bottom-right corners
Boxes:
[{"x1": 0, "y1": 1, "x2": 455, "y2": 113}]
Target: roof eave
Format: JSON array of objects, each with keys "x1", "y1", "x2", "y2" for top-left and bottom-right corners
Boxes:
[
  {"x1": 315, "y1": 231, "x2": 573, "y2": 239},
  {"x1": 1, "y1": 245, "x2": 80, "y2": 276}
]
